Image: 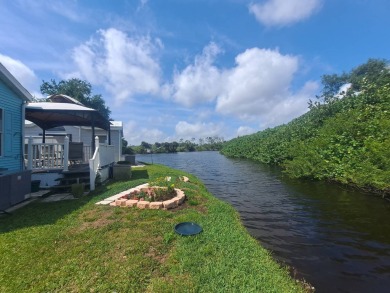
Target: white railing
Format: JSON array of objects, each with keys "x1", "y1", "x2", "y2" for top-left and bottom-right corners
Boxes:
[
  {"x1": 89, "y1": 136, "x2": 115, "y2": 191},
  {"x1": 26, "y1": 136, "x2": 69, "y2": 170},
  {"x1": 98, "y1": 143, "x2": 115, "y2": 167},
  {"x1": 26, "y1": 136, "x2": 96, "y2": 171},
  {"x1": 26, "y1": 135, "x2": 116, "y2": 191},
  {"x1": 83, "y1": 145, "x2": 92, "y2": 163},
  {"x1": 89, "y1": 137, "x2": 100, "y2": 191}
]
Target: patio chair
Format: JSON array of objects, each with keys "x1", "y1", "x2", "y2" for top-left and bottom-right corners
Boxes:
[{"x1": 69, "y1": 142, "x2": 84, "y2": 165}]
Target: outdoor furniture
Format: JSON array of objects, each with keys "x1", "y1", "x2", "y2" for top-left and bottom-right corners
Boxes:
[{"x1": 69, "y1": 142, "x2": 83, "y2": 164}]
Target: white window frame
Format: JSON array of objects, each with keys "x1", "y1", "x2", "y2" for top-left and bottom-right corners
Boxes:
[{"x1": 98, "y1": 135, "x2": 108, "y2": 144}]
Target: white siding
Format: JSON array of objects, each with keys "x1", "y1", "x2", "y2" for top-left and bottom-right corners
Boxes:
[{"x1": 25, "y1": 122, "x2": 123, "y2": 162}]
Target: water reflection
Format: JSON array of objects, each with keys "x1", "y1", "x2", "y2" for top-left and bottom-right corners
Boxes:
[{"x1": 137, "y1": 151, "x2": 390, "y2": 293}]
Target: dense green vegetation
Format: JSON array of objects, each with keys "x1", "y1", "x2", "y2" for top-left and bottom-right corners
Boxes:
[
  {"x1": 0, "y1": 165, "x2": 305, "y2": 292},
  {"x1": 123, "y1": 136, "x2": 225, "y2": 154},
  {"x1": 221, "y1": 59, "x2": 390, "y2": 197}
]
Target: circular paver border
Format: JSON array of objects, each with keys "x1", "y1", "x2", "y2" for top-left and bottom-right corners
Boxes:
[{"x1": 96, "y1": 182, "x2": 187, "y2": 210}]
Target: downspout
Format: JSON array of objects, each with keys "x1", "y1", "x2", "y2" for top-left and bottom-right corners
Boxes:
[
  {"x1": 119, "y1": 129, "x2": 122, "y2": 162},
  {"x1": 21, "y1": 101, "x2": 27, "y2": 169},
  {"x1": 91, "y1": 114, "x2": 95, "y2": 151},
  {"x1": 108, "y1": 123, "x2": 111, "y2": 145}
]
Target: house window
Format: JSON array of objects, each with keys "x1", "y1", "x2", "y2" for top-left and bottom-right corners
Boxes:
[
  {"x1": 98, "y1": 136, "x2": 107, "y2": 143},
  {"x1": 0, "y1": 108, "x2": 3, "y2": 156}
]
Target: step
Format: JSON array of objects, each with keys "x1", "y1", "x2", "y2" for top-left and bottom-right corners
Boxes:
[
  {"x1": 58, "y1": 176, "x2": 90, "y2": 184},
  {"x1": 62, "y1": 171, "x2": 90, "y2": 176},
  {"x1": 50, "y1": 182, "x2": 90, "y2": 190}
]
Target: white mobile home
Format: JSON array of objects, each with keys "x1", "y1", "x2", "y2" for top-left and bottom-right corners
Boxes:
[{"x1": 25, "y1": 121, "x2": 123, "y2": 162}]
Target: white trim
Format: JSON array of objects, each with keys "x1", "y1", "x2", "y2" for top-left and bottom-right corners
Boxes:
[
  {"x1": 21, "y1": 102, "x2": 26, "y2": 168},
  {"x1": 0, "y1": 62, "x2": 33, "y2": 101},
  {"x1": 26, "y1": 102, "x2": 96, "y2": 111}
]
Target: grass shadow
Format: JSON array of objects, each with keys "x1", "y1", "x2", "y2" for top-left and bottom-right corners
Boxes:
[
  {"x1": 0, "y1": 169, "x2": 150, "y2": 234},
  {"x1": 137, "y1": 161, "x2": 152, "y2": 166},
  {"x1": 131, "y1": 169, "x2": 149, "y2": 180},
  {"x1": 0, "y1": 194, "x2": 96, "y2": 234}
]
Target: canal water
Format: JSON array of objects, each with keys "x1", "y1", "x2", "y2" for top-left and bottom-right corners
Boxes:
[{"x1": 137, "y1": 151, "x2": 390, "y2": 293}]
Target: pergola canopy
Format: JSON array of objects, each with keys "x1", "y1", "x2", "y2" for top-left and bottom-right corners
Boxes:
[
  {"x1": 25, "y1": 101, "x2": 111, "y2": 148},
  {"x1": 47, "y1": 94, "x2": 84, "y2": 106},
  {"x1": 25, "y1": 102, "x2": 111, "y2": 131}
]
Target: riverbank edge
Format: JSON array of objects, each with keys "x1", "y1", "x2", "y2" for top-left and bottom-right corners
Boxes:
[
  {"x1": 221, "y1": 151, "x2": 390, "y2": 200},
  {"x1": 141, "y1": 164, "x2": 309, "y2": 292},
  {"x1": 0, "y1": 164, "x2": 308, "y2": 292}
]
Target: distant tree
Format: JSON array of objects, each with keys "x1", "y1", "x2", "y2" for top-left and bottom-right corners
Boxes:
[
  {"x1": 152, "y1": 142, "x2": 166, "y2": 153},
  {"x1": 171, "y1": 141, "x2": 179, "y2": 152},
  {"x1": 40, "y1": 78, "x2": 111, "y2": 119},
  {"x1": 185, "y1": 140, "x2": 196, "y2": 152},
  {"x1": 122, "y1": 137, "x2": 128, "y2": 149},
  {"x1": 132, "y1": 137, "x2": 225, "y2": 154},
  {"x1": 161, "y1": 142, "x2": 179, "y2": 153},
  {"x1": 122, "y1": 138, "x2": 134, "y2": 154},
  {"x1": 319, "y1": 59, "x2": 388, "y2": 100},
  {"x1": 310, "y1": 58, "x2": 390, "y2": 112},
  {"x1": 141, "y1": 141, "x2": 152, "y2": 150},
  {"x1": 320, "y1": 73, "x2": 349, "y2": 99},
  {"x1": 349, "y1": 58, "x2": 388, "y2": 91}
]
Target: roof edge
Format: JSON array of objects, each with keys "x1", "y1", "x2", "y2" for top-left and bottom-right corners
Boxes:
[{"x1": 0, "y1": 62, "x2": 33, "y2": 101}]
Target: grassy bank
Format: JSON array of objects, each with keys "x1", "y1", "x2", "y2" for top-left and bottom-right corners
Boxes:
[{"x1": 0, "y1": 165, "x2": 305, "y2": 292}]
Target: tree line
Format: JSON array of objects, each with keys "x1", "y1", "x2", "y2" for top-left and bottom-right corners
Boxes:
[
  {"x1": 221, "y1": 59, "x2": 390, "y2": 197},
  {"x1": 122, "y1": 136, "x2": 225, "y2": 154}
]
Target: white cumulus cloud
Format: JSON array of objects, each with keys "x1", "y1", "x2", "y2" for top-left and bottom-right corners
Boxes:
[
  {"x1": 170, "y1": 42, "x2": 223, "y2": 107},
  {"x1": 0, "y1": 54, "x2": 38, "y2": 91},
  {"x1": 175, "y1": 121, "x2": 224, "y2": 140},
  {"x1": 237, "y1": 126, "x2": 256, "y2": 137},
  {"x1": 216, "y1": 48, "x2": 299, "y2": 120},
  {"x1": 123, "y1": 120, "x2": 166, "y2": 145},
  {"x1": 69, "y1": 28, "x2": 162, "y2": 103},
  {"x1": 169, "y1": 44, "x2": 318, "y2": 128},
  {"x1": 137, "y1": 0, "x2": 149, "y2": 11},
  {"x1": 249, "y1": 0, "x2": 322, "y2": 27},
  {"x1": 258, "y1": 80, "x2": 319, "y2": 128}
]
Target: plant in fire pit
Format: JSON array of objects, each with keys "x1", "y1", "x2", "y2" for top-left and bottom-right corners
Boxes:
[
  {"x1": 126, "y1": 189, "x2": 150, "y2": 200},
  {"x1": 150, "y1": 177, "x2": 178, "y2": 200},
  {"x1": 153, "y1": 183, "x2": 176, "y2": 201},
  {"x1": 125, "y1": 177, "x2": 178, "y2": 202}
]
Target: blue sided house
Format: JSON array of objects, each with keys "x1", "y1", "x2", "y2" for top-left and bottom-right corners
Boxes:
[{"x1": 0, "y1": 62, "x2": 33, "y2": 211}]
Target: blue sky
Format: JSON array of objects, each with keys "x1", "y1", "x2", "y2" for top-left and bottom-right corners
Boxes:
[{"x1": 1, "y1": 0, "x2": 389, "y2": 145}]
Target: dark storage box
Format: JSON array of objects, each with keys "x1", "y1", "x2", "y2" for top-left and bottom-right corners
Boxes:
[
  {"x1": 31, "y1": 180, "x2": 41, "y2": 193},
  {"x1": 124, "y1": 155, "x2": 136, "y2": 165},
  {"x1": 0, "y1": 170, "x2": 31, "y2": 210}
]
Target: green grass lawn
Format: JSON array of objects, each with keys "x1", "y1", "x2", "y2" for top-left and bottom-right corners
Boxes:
[{"x1": 0, "y1": 165, "x2": 306, "y2": 292}]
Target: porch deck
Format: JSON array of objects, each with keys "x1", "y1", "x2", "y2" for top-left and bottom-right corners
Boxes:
[{"x1": 32, "y1": 164, "x2": 90, "y2": 192}]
